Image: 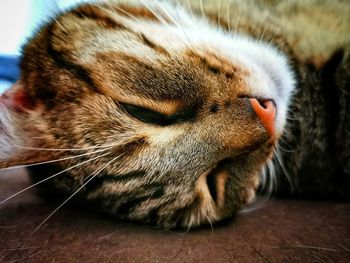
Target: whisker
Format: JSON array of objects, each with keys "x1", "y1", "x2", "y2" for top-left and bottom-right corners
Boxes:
[
  {"x1": 199, "y1": 0, "x2": 208, "y2": 25},
  {"x1": 268, "y1": 158, "x2": 277, "y2": 196},
  {"x1": 185, "y1": 220, "x2": 192, "y2": 233},
  {"x1": 112, "y1": 7, "x2": 138, "y2": 21},
  {"x1": 0, "y1": 152, "x2": 111, "y2": 205},
  {"x1": 226, "y1": 0, "x2": 232, "y2": 33},
  {"x1": 274, "y1": 147, "x2": 294, "y2": 192},
  {"x1": 259, "y1": 26, "x2": 266, "y2": 42},
  {"x1": 204, "y1": 213, "x2": 214, "y2": 233},
  {"x1": 241, "y1": 160, "x2": 276, "y2": 213},
  {"x1": 184, "y1": 0, "x2": 195, "y2": 18},
  {"x1": 90, "y1": 2, "x2": 143, "y2": 27},
  {"x1": 52, "y1": 17, "x2": 66, "y2": 31},
  {"x1": 31, "y1": 152, "x2": 123, "y2": 235},
  {"x1": 152, "y1": 0, "x2": 181, "y2": 28},
  {"x1": 0, "y1": 147, "x2": 111, "y2": 171},
  {"x1": 269, "y1": 29, "x2": 280, "y2": 47},
  {"x1": 103, "y1": 0, "x2": 198, "y2": 58},
  {"x1": 13, "y1": 144, "x2": 114, "y2": 152},
  {"x1": 80, "y1": 151, "x2": 126, "y2": 185},
  {"x1": 276, "y1": 142, "x2": 296, "y2": 153},
  {"x1": 278, "y1": 136, "x2": 295, "y2": 151},
  {"x1": 173, "y1": 7, "x2": 200, "y2": 57},
  {"x1": 98, "y1": 1, "x2": 139, "y2": 21},
  {"x1": 139, "y1": 0, "x2": 169, "y2": 26},
  {"x1": 217, "y1": 0, "x2": 222, "y2": 31},
  {"x1": 234, "y1": 9, "x2": 242, "y2": 34}
]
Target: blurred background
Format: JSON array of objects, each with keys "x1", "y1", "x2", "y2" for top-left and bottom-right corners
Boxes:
[{"x1": 0, "y1": 0, "x2": 90, "y2": 93}]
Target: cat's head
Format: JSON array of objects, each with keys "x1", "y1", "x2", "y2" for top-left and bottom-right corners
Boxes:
[{"x1": 0, "y1": 2, "x2": 295, "y2": 228}]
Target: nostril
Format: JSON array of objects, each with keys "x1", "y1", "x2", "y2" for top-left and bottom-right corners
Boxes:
[
  {"x1": 258, "y1": 99, "x2": 268, "y2": 109},
  {"x1": 250, "y1": 98, "x2": 276, "y2": 136}
]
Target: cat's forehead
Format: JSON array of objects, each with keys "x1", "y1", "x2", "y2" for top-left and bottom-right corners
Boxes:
[
  {"x1": 59, "y1": 3, "x2": 251, "y2": 69},
  {"x1": 52, "y1": 3, "x2": 254, "y2": 102}
]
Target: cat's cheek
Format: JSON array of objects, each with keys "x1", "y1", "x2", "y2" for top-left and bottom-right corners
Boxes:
[{"x1": 0, "y1": 82, "x2": 37, "y2": 112}]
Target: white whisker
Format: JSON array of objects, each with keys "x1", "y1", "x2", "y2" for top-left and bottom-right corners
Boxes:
[
  {"x1": 81, "y1": 152, "x2": 126, "y2": 184},
  {"x1": 184, "y1": 0, "x2": 195, "y2": 18},
  {"x1": 31, "y1": 152, "x2": 123, "y2": 234},
  {"x1": 269, "y1": 29, "x2": 280, "y2": 47},
  {"x1": 52, "y1": 17, "x2": 66, "y2": 31},
  {"x1": 276, "y1": 142, "x2": 296, "y2": 153},
  {"x1": 152, "y1": 0, "x2": 181, "y2": 28},
  {"x1": 90, "y1": 2, "x2": 145, "y2": 29},
  {"x1": 139, "y1": 0, "x2": 169, "y2": 26},
  {"x1": 173, "y1": 7, "x2": 200, "y2": 57},
  {"x1": 0, "y1": 147, "x2": 111, "y2": 171},
  {"x1": 241, "y1": 160, "x2": 276, "y2": 213},
  {"x1": 217, "y1": 0, "x2": 222, "y2": 31},
  {"x1": 204, "y1": 213, "x2": 214, "y2": 233},
  {"x1": 97, "y1": 2, "x2": 140, "y2": 22},
  {"x1": 13, "y1": 144, "x2": 113, "y2": 152},
  {"x1": 0, "y1": 152, "x2": 110, "y2": 205},
  {"x1": 234, "y1": 9, "x2": 242, "y2": 34},
  {"x1": 278, "y1": 137, "x2": 295, "y2": 152},
  {"x1": 259, "y1": 26, "x2": 266, "y2": 42},
  {"x1": 274, "y1": 147, "x2": 294, "y2": 192},
  {"x1": 199, "y1": 0, "x2": 207, "y2": 25}
]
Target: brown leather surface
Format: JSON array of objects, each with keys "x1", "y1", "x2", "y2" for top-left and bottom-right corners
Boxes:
[{"x1": 1, "y1": 169, "x2": 349, "y2": 262}]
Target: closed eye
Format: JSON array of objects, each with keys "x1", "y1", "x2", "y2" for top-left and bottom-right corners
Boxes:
[
  {"x1": 121, "y1": 103, "x2": 173, "y2": 126},
  {"x1": 120, "y1": 103, "x2": 196, "y2": 126}
]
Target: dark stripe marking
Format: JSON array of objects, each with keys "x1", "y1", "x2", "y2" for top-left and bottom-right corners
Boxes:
[
  {"x1": 84, "y1": 170, "x2": 146, "y2": 192},
  {"x1": 46, "y1": 24, "x2": 100, "y2": 93},
  {"x1": 139, "y1": 33, "x2": 170, "y2": 56},
  {"x1": 117, "y1": 185, "x2": 165, "y2": 215}
]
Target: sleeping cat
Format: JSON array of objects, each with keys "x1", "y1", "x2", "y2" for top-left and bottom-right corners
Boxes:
[{"x1": 0, "y1": 0, "x2": 349, "y2": 228}]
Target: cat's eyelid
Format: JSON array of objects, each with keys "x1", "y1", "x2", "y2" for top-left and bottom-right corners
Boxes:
[
  {"x1": 119, "y1": 102, "x2": 196, "y2": 126},
  {"x1": 112, "y1": 93, "x2": 182, "y2": 116}
]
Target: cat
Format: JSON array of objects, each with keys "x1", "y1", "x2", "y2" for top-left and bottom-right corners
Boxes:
[{"x1": 0, "y1": 0, "x2": 349, "y2": 229}]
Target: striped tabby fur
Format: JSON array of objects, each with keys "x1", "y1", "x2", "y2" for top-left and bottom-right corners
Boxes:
[{"x1": 0, "y1": 0, "x2": 349, "y2": 228}]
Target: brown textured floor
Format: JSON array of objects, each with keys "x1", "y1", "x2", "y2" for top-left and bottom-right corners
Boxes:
[{"x1": 0, "y1": 169, "x2": 349, "y2": 263}]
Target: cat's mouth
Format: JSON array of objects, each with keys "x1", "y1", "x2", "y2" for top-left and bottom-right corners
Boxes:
[
  {"x1": 196, "y1": 158, "x2": 234, "y2": 210},
  {"x1": 195, "y1": 145, "x2": 274, "y2": 214},
  {"x1": 205, "y1": 160, "x2": 231, "y2": 208}
]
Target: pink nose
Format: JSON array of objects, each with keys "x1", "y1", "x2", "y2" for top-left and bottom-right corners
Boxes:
[{"x1": 250, "y1": 98, "x2": 276, "y2": 136}]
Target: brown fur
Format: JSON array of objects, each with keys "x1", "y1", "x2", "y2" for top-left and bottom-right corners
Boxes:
[{"x1": 0, "y1": 0, "x2": 348, "y2": 229}]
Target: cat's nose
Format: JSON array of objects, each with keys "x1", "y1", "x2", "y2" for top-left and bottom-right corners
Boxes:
[{"x1": 250, "y1": 98, "x2": 276, "y2": 136}]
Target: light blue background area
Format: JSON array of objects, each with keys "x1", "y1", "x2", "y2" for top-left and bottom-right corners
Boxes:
[{"x1": 0, "y1": 80, "x2": 12, "y2": 94}]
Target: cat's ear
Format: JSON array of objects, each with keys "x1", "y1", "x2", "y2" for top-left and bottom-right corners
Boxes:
[
  {"x1": 0, "y1": 81, "x2": 37, "y2": 112},
  {"x1": 0, "y1": 82, "x2": 51, "y2": 168}
]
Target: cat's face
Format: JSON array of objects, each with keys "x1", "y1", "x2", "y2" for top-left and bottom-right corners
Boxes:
[{"x1": 2, "y1": 2, "x2": 295, "y2": 228}]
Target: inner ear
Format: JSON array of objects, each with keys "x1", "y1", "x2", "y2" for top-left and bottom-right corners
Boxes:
[{"x1": 0, "y1": 82, "x2": 36, "y2": 112}]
